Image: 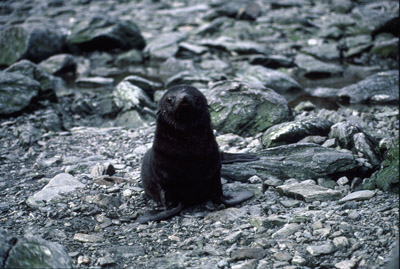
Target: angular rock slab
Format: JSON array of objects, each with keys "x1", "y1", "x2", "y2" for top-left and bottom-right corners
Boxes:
[
  {"x1": 221, "y1": 143, "x2": 360, "y2": 181},
  {"x1": 0, "y1": 71, "x2": 40, "y2": 115},
  {"x1": 338, "y1": 190, "x2": 375, "y2": 204},
  {"x1": 31, "y1": 173, "x2": 85, "y2": 202},
  {"x1": 276, "y1": 182, "x2": 343, "y2": 202},
  {"x1": 206, "y1": 80, "x2": 291, "y2": 136},
  {"x1": 338, "y1": 70, "x2": 399, "y2": 104},
  {"x1": 4, "y1": 235, "x2": 72, "y2": 268},
  {"x1": 262, "y1": 116, "x2": 333, "y2": 148}
]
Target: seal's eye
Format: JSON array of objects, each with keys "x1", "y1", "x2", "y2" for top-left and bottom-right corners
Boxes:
[{"x1": 167, "y1": 97, "x2": 173, "y2": 104}]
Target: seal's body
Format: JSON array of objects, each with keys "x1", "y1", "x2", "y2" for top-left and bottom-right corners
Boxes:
[{"x1": 139, "y1": 85, "x2": 254, "y2": 223}]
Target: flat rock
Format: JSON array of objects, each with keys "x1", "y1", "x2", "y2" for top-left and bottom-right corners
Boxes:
[
  {"x1": 277, "y1": 182, "x2": 343, "y2": 202},
  {"x1": 295, "y1": 53, "x2": 343, "y2": 79},
  {"x1": 76, "y1": 77, "x2": 114, "y2": 88},
  {"x1": 338, "y1": 190, "x2": 375, "y2": 204},
  {"x1": 73, "y1": 233, "x2": 103, "y2": 243},
  {"x1": 31, "y1": 173, "x2": 85, "y2": 203},
  {"x1": 306, "y1": 243, "x2": 336, "y2": 256},
  {"x1": 272, "y1": 223, "x2": 301, "y2": 238},
  {"x1": 338, "y1": 70, "x2": 399, "y2": 104},
  {"x1": 230, "y1": 248, "x2": 267, "y2": 261},
  {"x1": 221, "y1": 143, "x2": 360, "y2": 181}
]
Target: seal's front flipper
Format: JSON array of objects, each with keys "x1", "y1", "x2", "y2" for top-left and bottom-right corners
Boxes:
[
  {"x1": 220, "y1": 190, "x2": 254, "y2": 206},
  {"x1": 221, "y1": 152, "x2": 259, "y2": 164},
  {"x1": 136, "y1": 203, "x2": 184, "y2": 224}
]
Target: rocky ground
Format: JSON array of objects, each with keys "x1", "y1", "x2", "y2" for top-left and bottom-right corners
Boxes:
[{"x1": 0, "y1": 0, "x2": 399, "y2": 268}]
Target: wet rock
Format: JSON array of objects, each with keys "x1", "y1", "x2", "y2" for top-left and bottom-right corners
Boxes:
[
  {"x1": 0, "y1": 23, "x2": 65, "y2": 66},
  {"x1": 76, "y1": 76, "x2": 114, "y2": 88},
  {"x1": 123, "y1": 75, "x2": 161, "y2": 100},
  {"x1": 206, "y1": 80, "x2": 291, "y2": 137},
  {"x1": 371, "y1": 37, "x2": 398, "y2": 58},
  {"x1": 29, "y1": 173, "x2": 85, "y2": 204},
  {"x1": 4, "y1": 234, "x2": 72, "y2": 268},
  {"x1": 221, "y1": 143, "x2": 360, "y2": 181},
  {"x1": 39, "y1": 54, "x2": 77, "y2": 75},
  {"x1": 277, "y1": 181, "x2": 343, "y2": 202},
  {"x1": 353, "y1": 132, "x2": 382, "y2": 168},
  {"x1": 294, "y1": 101, "x2": 315, "y2": 112},
  {"x1": 0, "y1": 71, "x2": 40, "y2": 115},
  {"x1": 335, "y1": 259, "x2": 356, "y2": 269},
  {"x1": 342, "y1": 35, "x2": 372, "y2": 58},
  {"x1": 338, "y1": 70, "x2": 399, "y2": 104},
  {"x1": 5, "y1": 59, "x2": 58, "y2": 99},
  {"x1": 338, "y1": 190, "x2": 375, "y2": 204},
  {"x1": 301, "y1": 43, "x2": 340, "y2": 61},
  {"x1": 295, "y1": 53, "x2": 343, "y2": 79},
  {"x1": 144, "y1": 32, "x2": 185, "y2": 60},
  {"x1": 261, "y1": 116, "x2": 333, "y2": 148},
  {"x1": 236, "y1": 64, "x2": 302, "y2": 94},
  {"x1": 68, "y1": 15, "x2": 145, "y2": 52},
  {"x1": 178, "y1": 42, "x2": 208, "y2": 57}
]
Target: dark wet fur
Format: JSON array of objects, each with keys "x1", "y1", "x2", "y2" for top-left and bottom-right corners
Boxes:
[{"x1": 139, "y1": 85, "x2": 255, "y2": 223}]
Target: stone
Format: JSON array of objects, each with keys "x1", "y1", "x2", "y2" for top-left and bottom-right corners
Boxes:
[
  {"x1": 295, "y1": 53, "x2": 343, "y2": 79},
  {"x1": 144, "y1": 32, "x2": 185, "y2": 60},
  {"x1": 280, "y1": 199, "x2": 301, "y2": 208},
  {"x1": 353, "y1": 132, "x2": 382, "y2": 168},
  {"x1": 39, "y1": 54, "x2": 77, "y2": 75},
  {"x1": 291, "y1": 253, "x2": 307, "y2": 266},
  {"x1": 301, "y1": 43, "x2": 340, "y2": 61},
  {"x1": 335, "y1": 259, "x2": 356, "y2": 269},
  {"x1": 221, "y1": 143, "x2": 360, "y2": 182},
  {"x1": 249, "y1": 54, "x2": 295, "y2": 69},
  {"x1": 294, "y1": 101, "x2": 316, "y2": 112},
  {"x1": 230, "y1": 248, "x2": 267, "y2": 261},
  {"x1": 276, "y1": 181, "x2": 343, "y2": 202},
  {"x1": 337, "y1": 176, "x2": 349, "y2": 186},
  {"x1": 0, "y1": 23, "x2": 65, "y2": 66},
  {"x1": 115, "y1": 49, "x2": 143, "y2": 66},
  {"x1": 263, "y1": 215, "x2": 288, "y2": 229},
  {"x1": 123, "y1": 75, "x2": 162, "y2": 99},
  {"x1": 0, "y1": 71, "x2": 40, "y2": 115},
  {"x1": 4, "y1": 235, "x2": 72, "y2": 268},
  {"x1": 73, "y1": 233, "x2": 103, "y2": 243},
  {"x1": 76, "y1": 77, "x2": 114, "y2": 88},
  {"x1": 338, "y1": 190, "x2": 375, "y2": 204},
  {"x1": 236, "y1": 64, "x2": 302, "y2": 94},
  {"x1": 306, "y1": 243, "x2": 335, "y2": 256},
  {"x1": 272, "y1": 223, "x2": 301, "y2": 238},
  {"x1": 201, "y1": 36, "x2": 269, "y2": 55},
  {"x1": 261, "y1": 116, "x2": 333, "y2": 148},
  {"x1": 30, "y1": 173, "x2": 85, "y2": 203},
  {"x1": 206, "y1": 80, "x2": 291, "y2": 137},
  {"x1": 273, "y1": 252, "x2": 292, "y2": 261},
  {"x1": 214, "y1": 2, "x2": 261, "y2": 21},
  {"x1": 318, "y1": 178, "x2": 337, "y2": 189},
  {"x1": 68, "y1": 15, "x2": 145, "y2": 52},
  {"x1": 112, "y1": 80, "x2": 155, "y2": 112},
  {"x1": 333, "y1": 236, "x2": 349, "y2": 249},
  {"x1": 338, "y1": 70, "x2": 399, "y2": 104}
]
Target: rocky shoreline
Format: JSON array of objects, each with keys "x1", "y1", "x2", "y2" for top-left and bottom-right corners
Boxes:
[{"x1": 0, "y1": 0, "x2": 399, "y2": 268}]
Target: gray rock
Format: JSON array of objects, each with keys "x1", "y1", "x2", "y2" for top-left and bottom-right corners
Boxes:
[
  {"x1": 261, "y1": 116, "x2": 333, "y2": 148},
  {"x1": 214, "y1": 2, "x2": 261, "y2": 21},
  {"x1": 4, "y1": 235, "x2": 72, "y2": 268},
  {"x1": 306, "y1": 87, "x2": 341, "y2": 98},
  {"x1": 76, "y1": 76, "x2": 114, "y2": 88},
  {"x1": 201, "y1": 36, "x2": 269, "y2": 55},
  {"x1": 121, "y1": 75, "x2": 161, "y2": 101},
  {"x1": 73, "y1": 233, "x2": 103, "y2": 243},
  {"x1": 221, "y1": 143, "x2": 360, "y2": 181},
  {"x1": 144, "y1": 32, "x2": 185, "y2": 60},
  {"x1": 0, "y1": 71, "x2": 40, "y2": 115},
  {"x1": 115, "y1": 49, "x2": 143, "y2": 66},
  {"x1": 0, "y1": 230, "x2": 12, "y2": 267},
  {"x1": 301, "y1": 43, "x2": 340, "y2": 61},
  {"x1": 5, "y1": 59, "x2": 58, "y2": 99},
  {"x1": 272, "y1": 223, "x2": 301, "y2": 238},
  {"x1": 353, "y1": 132, "x2": 382, "y2": 168},
  {"x1": 30, "y1": 173, "x2": 85, "y2": 203},
  {"x1": 329, "y1": 121, "x2": 368, "y2": 149},
  {"x1": 178, "y1": 42, "x2": 208, "y2": 55},
  {"x1": 335, "y1": 259, "x2": 356, "y2": 269},
  {"x1": 333, "y1": 236, "x2": 349, "y2": 249},
  {"x1": 338, "y1": 190, "x2": 375, "y2": 204},
  {"x1": 295, "y1": 53, "x2": 343, "y2": 79},
  {"x1": 39, "y1": 54, "x2": 77, "y2": 75},
  {"x1": 230, "y1": 248, "x2": 267, "y2": 261},
  {"x1": 277, "y1": 181, "x2": 343, "y2": 202},
  {"x1": 263, "y1": 215, "x2": 288, "y2": 229},
  {"x1": 306, "y1": 243, "x2": 335, "y2": 256},
  {"x1": 0, "y1": 23, "x2": 65, "y2": 66},
  {"x1": 294, "y1": 101, "x2": 316, "y2": 112},
  {"x1": 280, "y1": 199, "x2": 301, "y2": 208},
  {"x1": 249, "y1": 54, "x2": 295, "y2": 69},
  {"x1": 338, "y1": 70, "x2": 399, "y2": 104},
  {"x1": 236, "y1": 64, "x2": 302, "y2": 93},
  {"x1": 113, "y1": 110, "x2": 155, "y2": 129},
  {"x1": 113, "y1": 80, "x2": 156, "y2": 112},
  {"x1": 206, "y1": 80, "x2": 291, "y2": 136},
  {"x1": 371, "y1": 37, "x2": 398, "y2": 58},
  {"x1": 68, "y1": 15, "x2": 145, "y2": 52}
]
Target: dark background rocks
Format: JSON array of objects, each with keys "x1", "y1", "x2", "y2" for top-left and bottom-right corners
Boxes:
[{"x1": 0, "y1": 0, "x2": 398, "y2": 268}]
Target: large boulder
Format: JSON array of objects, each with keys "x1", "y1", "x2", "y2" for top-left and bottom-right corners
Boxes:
[
  {"x1": 0, "y1": 71, "x2": 40, "y2": 115},
  {"x1": 68, "y1": 15, "x2": 146, "y2": 52},
  {"x1": 0, "y1": 23, "x2": 65, "y2": 66},
  {"x1": 206, "y1": 80, "x2": 292, "y2": 137}
]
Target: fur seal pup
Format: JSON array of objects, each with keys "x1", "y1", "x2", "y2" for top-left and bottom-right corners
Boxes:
[{"x1": 138, "y1": 85, "x2": 256, "y2": 223}]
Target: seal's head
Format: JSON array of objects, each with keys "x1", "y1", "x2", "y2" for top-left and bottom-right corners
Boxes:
[{"x1": 157, "y1": 85, "x2": 211, "y2": 130}]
